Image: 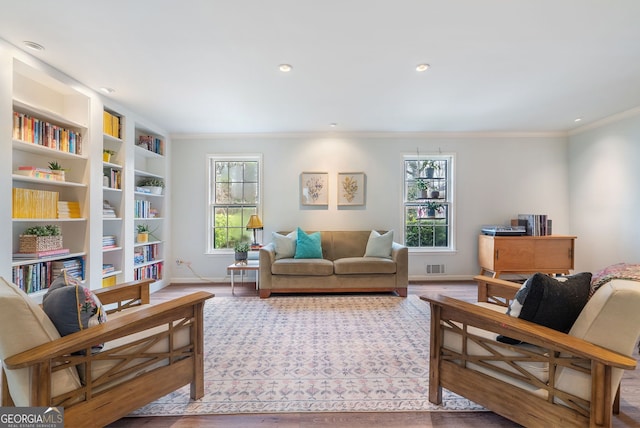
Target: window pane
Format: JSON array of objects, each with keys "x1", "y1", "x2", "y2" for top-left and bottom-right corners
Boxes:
[
  {"x1": 229, "y1": 163, "x2": 244, "y2": 182},
  {"x1": 229, "y1": 182, "x2": 244, "y2": 203},
  {"x1": 244, "y1": 161, "x2": 258, "y2": 182},
  {"x1": 243, "y1": 183, "x2": 258, "y2": 204}
]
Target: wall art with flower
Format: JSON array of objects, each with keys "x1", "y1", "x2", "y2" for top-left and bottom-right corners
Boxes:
[
  {"x1": 337, "y1": 172, "x2": 365, "y2": 206},
  {"x1": 300, "y1": 172, "x2": 329, "y2": 205}
]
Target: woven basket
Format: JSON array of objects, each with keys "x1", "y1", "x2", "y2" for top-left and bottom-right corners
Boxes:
[{"x1": 19, "y1": 235, "x2": 63, "y2": 253}]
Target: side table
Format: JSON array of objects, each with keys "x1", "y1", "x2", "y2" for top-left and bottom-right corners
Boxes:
[{"x1": 227, "y1": 260, "x2": 259, "y2": 295}]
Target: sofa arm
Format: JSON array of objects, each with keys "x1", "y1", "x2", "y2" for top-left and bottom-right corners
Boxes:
[
  {"x1": 259, "y1": 243, "x2": 275, "y2": 290},
  {"x1": 93, "y1": 279, "x2": 152, "y2": 313},
  {"x1": 473, "y1": 275, "x2": 522, "y2": 308},
  {"x1": 5, "y1": 291, "x2": 214, "y2": 369},
  {"x1": 391, "y1": 242, "x2": 408, "y2": 288}
]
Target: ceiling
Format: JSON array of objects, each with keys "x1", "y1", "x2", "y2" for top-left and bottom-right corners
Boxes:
[{"x1": 1, "y1": 0, "x2": 640, "y2": 135}]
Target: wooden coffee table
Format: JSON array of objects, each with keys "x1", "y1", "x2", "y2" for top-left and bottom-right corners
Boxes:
[{"x1": 227, "y1": 260, "x2": 259, "y2": 295}]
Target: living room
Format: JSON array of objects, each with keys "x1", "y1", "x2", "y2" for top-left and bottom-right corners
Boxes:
[{"x1": 1, "y1": 1, "x2": 640, "y2": 427}]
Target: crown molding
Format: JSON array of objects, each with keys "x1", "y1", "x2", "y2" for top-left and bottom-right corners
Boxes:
[
  {"x1": 171, "y1": 130, "x2": 567, "y2": 140},
  {"x1": 569, "y1": 106, "x2": 640, "y2": 136}
]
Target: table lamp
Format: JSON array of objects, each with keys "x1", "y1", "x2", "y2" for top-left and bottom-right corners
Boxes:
[{"x1": 246, "y1": 214, "x2": 264, "y2": 247}]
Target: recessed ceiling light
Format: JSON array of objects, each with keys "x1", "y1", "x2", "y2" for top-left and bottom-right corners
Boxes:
[
  {"x1": 23, "y1": 41, "x2": 45, "y2": 51},
  {"x1": 100, "y1": 87, "x2": 116, "y2": 94},
  {"x1": 574, "y1": 117, "x2": 582, "y2": 122},
  {"x1": 329, "y1": 123, "x2": 338, "y2": 128},
  {"x1": 279, "y1": 64, "x2": 292, "y2": 72},
  {"x1": 416, "y1": 63, "x2": 430, "y2": 72}
]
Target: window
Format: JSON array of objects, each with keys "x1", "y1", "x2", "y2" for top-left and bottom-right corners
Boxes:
[
  {"x1": 207, "y1": 155, "x2": 262, "y2": 251},
  {"x1": 403, "y1": 154, "x2": 454, "y2": 250}
]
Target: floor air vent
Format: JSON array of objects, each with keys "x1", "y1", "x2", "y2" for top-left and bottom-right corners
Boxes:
[{"x1": 426, "y1": 264, "x2": 445, "y2": 274}]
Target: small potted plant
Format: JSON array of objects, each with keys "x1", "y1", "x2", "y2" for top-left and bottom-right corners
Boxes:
[
  {"x1": 136, "y1": 224, "x2": 150, "y2": 243},
  {"x1": 234, "y1": 241, "x2": 250, "y2": 265},
  {"x1": 138, "y1": 177, "x2": 165, "y2": 195},
  {"x1": 103, "y1": 149, "x2": 116, "y2": 163},
  {"x1": 425, "y1": 201, "x2": 444, "y2": 217},
  {"x1": 415, "y1": 179, "x2": 430, "y2": 199},
  {"x1": 19, "y1": 224, "x2": 63, "y2": 252},
  {"x1": 48, "y1": 161, "x2": 66, "y2": 182},
  {"x1": 424, "y1": 160, "x2": 441, "y2": 178}
]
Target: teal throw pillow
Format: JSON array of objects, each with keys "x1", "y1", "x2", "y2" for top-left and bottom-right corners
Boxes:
[
  {"x1": 364, "y1": 230, "x2": 394, "y2": 258},
  {"x1": 272, "y1": 231, "x2": 297, "y2": 259},
  {"x1": 294, "y1": 228, "x2": 323, "y2": 259}
]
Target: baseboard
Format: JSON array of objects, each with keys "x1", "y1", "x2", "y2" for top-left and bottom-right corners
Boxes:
[{"x1": 409, "y1": 274, "x2": 476, "y2": 282}]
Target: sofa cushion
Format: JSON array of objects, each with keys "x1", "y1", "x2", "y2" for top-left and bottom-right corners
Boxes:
[
  {"x1": 364, "y1": 230, "x2": 394, "y2": 258},
  {"x1": 334, "y1": 257, "x2": 397, "y2": 274},
  {"x1": 0, "y1": 276, "x2": 82, "y2": 406},
  {"x1": 272, "y1": 231, "x2": 297, "y2": 260},
  {"x1": 272, "y1": 258, "x2": 334, "y2": 276},
  {"x1": 294, "y1": 227, "x2": 323, "y2": 259},
  {"x1": 498, "y1": 272, "x2": 591, "y2": 344}
]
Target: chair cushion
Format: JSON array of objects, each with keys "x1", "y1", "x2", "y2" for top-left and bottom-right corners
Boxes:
[
  {"x1": 555, "y1": 279, "x2": 640, "y2": 402},
  {"x1": 497, "y1": 272, "x2": 591, "y2": 344},
  {"x1": 0, "y1": 276, "x2": 81, "y2": 406}
]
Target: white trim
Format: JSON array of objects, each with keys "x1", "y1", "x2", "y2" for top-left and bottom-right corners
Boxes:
[
  {"x1": 568, "y1": 106, "x2": 640, "y2": 136},
  {"x1": 172, "y1": 130, "x2": 567, "y2": 140},
  {"x1": 401, "y1": 152, "x2": 456, "y2": 251},
  {"x1": 205, "y1": 153, "x2": 263, "y2": 253}
]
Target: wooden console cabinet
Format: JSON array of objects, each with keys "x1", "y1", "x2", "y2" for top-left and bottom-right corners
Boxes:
[{"x1": 478, "y1": 235, "x2": 576, "y2": 278}]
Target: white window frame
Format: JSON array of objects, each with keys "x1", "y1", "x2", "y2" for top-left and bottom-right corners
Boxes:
[
  {"x1": 206, "y1": 153, "x2": 263, "y2": 253},
  {"x1": 401, "y1": 153, "x2": 456, "y2": 252}
]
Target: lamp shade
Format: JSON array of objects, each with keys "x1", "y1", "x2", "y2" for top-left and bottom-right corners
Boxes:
[{"x1": 246, "y1": 214, "x2": 263, "y2": 230}]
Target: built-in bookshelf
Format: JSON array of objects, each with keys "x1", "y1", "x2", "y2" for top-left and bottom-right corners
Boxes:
[
  {"x1": 2, "y1": 45, "x2": 171, "y2": 296},
  {"x1": 102, "y1": 107, "x2": 125, "y2": 286},
  {"x1": 133, "y1": 128, "x2": 166, "y2": 283},
  {"x1": 10, "y1": 60, "x2": 90, "y2": 296}
]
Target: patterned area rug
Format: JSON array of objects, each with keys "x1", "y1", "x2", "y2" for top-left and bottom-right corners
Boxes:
[{"x1": 130, "y1": 294, "x2": 483, "y2": 415}]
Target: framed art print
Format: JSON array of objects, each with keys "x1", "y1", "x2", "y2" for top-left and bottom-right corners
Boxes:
[
  {"x1": 337, "y1": 172, "x2": 365, "y2": 206},
  {"x1": 301, "y1": 172, "x2": 329, "y2": 205}
]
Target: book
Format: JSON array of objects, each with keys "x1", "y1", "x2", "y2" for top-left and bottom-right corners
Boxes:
[{"x1": 13, "y1": 248, "x2": 70, "y2": 259}]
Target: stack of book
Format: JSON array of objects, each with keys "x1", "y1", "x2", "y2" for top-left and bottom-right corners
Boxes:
[
  {"x1": 102, "y1": 263, "x2": 115, "y2": 275},
  {"x1": 58, "y1": 201, "x2": 81, "y2": 219},
  {"x1": 52, "y1": 258, "x2": 84, "y2": 280},
  {"x1": 102, "y1": 235, "x2": 117, "y2": 249},
  {"x1": 13, "y1": 247, "x2": 70, "y2": 260},
  {"x1": 103, "y1": 200, "x2": 117, "y2": 218}
]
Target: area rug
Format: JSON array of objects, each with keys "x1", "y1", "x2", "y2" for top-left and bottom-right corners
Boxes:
[{"x1": 130, "y1": 294, "x2": 483, "y2": 416}]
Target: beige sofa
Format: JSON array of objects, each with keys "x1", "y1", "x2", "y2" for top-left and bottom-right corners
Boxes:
[{"x1": 258, "y1": 230, "x2": 408, "y2": 298}]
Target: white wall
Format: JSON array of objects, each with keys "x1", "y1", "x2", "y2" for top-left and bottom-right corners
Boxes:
[
  {"x1": 169, "y1": 133, "x2": 570, "y2": 282},
  {"x1": 568, "y1": 111, "x2": 640, "y2": 272}
]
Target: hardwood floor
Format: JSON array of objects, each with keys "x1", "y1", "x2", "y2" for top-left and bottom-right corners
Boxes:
[{"x1": 107, "y1": 281, "x2": 640, "y2": 428}]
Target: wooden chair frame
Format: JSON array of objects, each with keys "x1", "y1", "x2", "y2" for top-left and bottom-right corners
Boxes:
[
  {"x1": 1, "y1": 279, "x2": 213, "y2": 428},
  {"x1": 421, "y1": 275, "x2": 636, "y2": 428}
]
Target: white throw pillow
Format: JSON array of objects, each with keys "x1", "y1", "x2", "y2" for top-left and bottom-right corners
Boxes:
[
  {"x1": 272, "y1": 231, "x2": 297, "y2": 259},
  {"x1": 364, "y1": 230, "x2": 394, "y2": 258}
]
